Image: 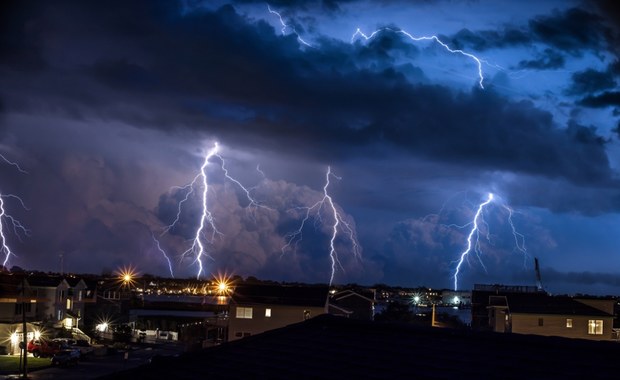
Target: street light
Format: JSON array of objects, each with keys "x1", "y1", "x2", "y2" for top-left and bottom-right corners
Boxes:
[{"x1": 116, "y1": 266, "x2": 137, "y2": 289}]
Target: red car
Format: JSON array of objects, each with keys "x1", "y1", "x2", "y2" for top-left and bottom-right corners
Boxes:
[{"x1": 27, "y1": 339, "x2": 63, "y2": 358}]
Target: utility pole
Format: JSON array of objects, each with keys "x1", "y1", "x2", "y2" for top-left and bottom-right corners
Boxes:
[{"x1": 21, "y1": 276, "x2": 28, "y2": 379}]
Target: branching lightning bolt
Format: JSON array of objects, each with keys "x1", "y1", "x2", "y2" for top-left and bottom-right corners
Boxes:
[
  {"x1": 267, "y1": 4, "x2": 312, "y2": 47},
  {"x1": 504, "y1": 204, "x2": 528, "y2": 267},
  {"x1": 282, "y1": 166, "x2": 360, "y2": 285},
  {"x1": 453, "y1": 193, "x2": 493, "y2": 290},
  {"x1": 0, "y1": 154, "x2": 30, "y2": 268},
  {"x1": 351, "y1": 27, "x2": 485, "y2": 89},
  {"x1": 450, "y1": 193, "x2": 529, "y2": 290},
  {"x1": 157, "y1": 142, "x2": 271, "y2": 278}
]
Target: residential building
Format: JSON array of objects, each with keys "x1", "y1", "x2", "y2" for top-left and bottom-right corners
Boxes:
[
  {"x1": 228, "y1": 284, "x2": 328, "y2": 341},
  {"x1": 474, "y1": 284, "x2": 615, "y2": 340},
  {"x1": 0, "y1": 273, "x2": 36, "y2": 323},
  {"x1": 328, "y1": 289, "x2": 375, "y2": 320}
]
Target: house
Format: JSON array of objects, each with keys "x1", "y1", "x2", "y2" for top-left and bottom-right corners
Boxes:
[
  {"x1": 227, "y1": 284, "x2": 328, "y2": 341},
  {"x1": 128, "y1": 294, "x2": 229, "y2": 347},
  {"x1": 327, "y1": 289, "x2": 375, "y2": 321},
  {"x1": 0, "y1": 273, "x2": 36, "y2": 324},
  {"x1": 475, "y1": 284, "x2": 615, "y2": 340}
]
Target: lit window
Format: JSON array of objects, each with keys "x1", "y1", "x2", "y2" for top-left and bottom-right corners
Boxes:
[
  {"x1": 265, "y1": 308, "x2": 271, "y2": 317},
  {"x1": 236, "y1": 307, "x2": 253, "y2": 319},
  {"x1": 588, "y1": 320, "x2": 603, "y2": 335},
  {"x1": 566, "y1": 319, "x2": 573, "y2": 328},
  {"x1": 66, "y1": 298, "x2": 71, "y2": 310}
]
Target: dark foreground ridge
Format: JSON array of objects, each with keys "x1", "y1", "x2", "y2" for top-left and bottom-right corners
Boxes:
[{"x1": 98, "y1": 315, "x2": 620, "y2": 380}]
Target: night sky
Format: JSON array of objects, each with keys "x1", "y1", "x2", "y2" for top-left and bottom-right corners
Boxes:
[{"x1": 1, "y1": 0, "x2": 620, "y2": 294}]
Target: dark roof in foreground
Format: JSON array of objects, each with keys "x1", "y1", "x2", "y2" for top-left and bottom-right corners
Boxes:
[
  {"x1": 231, "y1": 284, "x2": 328, "y2": 307},
  {"x1": 98, "y1": 315, "x2": 620, "y2": 380}
]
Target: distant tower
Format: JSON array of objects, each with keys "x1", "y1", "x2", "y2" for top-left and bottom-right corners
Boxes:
[{"x1": 534, "y1": 257, "x2": 544, "y2": 292}]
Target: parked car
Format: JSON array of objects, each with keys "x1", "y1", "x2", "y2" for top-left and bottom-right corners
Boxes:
[
  {"x1": 70, "y1": 339, "x2": 94, "y2": 359},
  {"x1": 27, "y1": 339, "x2": 63, "y2": 358},
  {"x1": 51, "y1": 349, "x2": 80, "y2": 367}
]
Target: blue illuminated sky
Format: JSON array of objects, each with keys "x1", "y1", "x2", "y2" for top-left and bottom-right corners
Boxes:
[{"x1": 1, "y1": 0, "x2": 619, "y2": 294}]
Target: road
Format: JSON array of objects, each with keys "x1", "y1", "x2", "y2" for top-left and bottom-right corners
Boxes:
[{"x1": 3, "y1": 343, "x2": 184, "y2": 380}]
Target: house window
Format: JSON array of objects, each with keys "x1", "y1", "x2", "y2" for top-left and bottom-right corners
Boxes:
[
  {"x1": 236, "y1": 307, "x2": 253, "y2": 319},
  {"x1": 265, "y1": 308, "x2": 272, "y2": 317},
  {"x1": 304, "y1": 310, "x2": 311, "y2": 320},
  {"x1": 57, "y1": 310, "x2": 63, "y2": 321},
  {"x1": 78, "y1": 290, "x2": 83, "y2": 301},
  {"x1": 538, "y1": 318, "x2": 543, "y2": 326},
  {"x1": 566, "y1": 319, "x2": 573, "y2": 328},
  {"x1": 66, "y1": 298, "x2": 71, "y2": 310},
  {"x1": 588, "y1": 320, "x2": 603, "y2": 335}
]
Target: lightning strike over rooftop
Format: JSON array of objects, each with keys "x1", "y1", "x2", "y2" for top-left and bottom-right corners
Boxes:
[
  {"x1": 450, "y1": 192, "x2": 530, "y2": 290},
  {"x1": 452, "y1": 192, "x2": 494, "y2": 290},
  {"x1": 157, "y1": 142, "x2": 271, "y2": 278},
  {"x1": 282, "y1": 166, "x2": 360, "y2": 285}
]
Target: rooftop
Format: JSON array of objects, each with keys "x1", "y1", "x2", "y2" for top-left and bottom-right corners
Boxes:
[{"x1": 100, "y1": 314, "x2": 620, "y2": 380}]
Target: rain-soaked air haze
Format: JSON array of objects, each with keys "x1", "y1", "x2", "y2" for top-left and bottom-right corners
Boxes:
[{"x1": 1, "y1": 0, "x2": 620, "y2": 294}]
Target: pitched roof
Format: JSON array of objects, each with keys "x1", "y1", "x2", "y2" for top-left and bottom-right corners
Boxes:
[
  {"x1": 25, "y1": 274, "x2": 64, "y2": 287},
  {"x1": 99, "y1": 314, "x2": 620, "y2": 380},
  {"x1": 503, "y1": 294, "x2": 613, "y2": 317},
  {"x1": 231, "y1": 284, "x2": 328, "y2": 307}
]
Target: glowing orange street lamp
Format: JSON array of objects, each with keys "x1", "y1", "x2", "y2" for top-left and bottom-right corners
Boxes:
[{"x1": 116, "y1": 266, "x2": 137, "y2": 289}]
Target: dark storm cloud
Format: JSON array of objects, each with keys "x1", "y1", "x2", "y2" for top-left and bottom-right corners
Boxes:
[
  {"x1": 541, "y1": 268, "x2": 620, "y2": 289},
  {"x1": 1, "y1": 1, "x2": 615, "y2": 192},
  {"x1": 445, "y1": 27, "x2": 531, "y2": 52},
  {"x1": 0, "y1": 0, "x2": 47, "y2": 71},
  {"x1": 529, "y1": 8, "x2": 609, "y2": 54},
  {"x1": 567, "y1": 68, "x2": 617, "y2": 95},
  {"x1": 445, "y1": 6, "x2": 616, "y2": 60},
  {"x1": 517, "y1": 48, "x2": 565, "y2": 70},
  {"x1": 579, "y1": 91, "x2": 620, "y2": 108}
]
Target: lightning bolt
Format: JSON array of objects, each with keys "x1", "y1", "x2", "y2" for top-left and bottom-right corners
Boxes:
[
  {"x1": 267, "y1": 4, "x2": 312, "y2": 47},
  {"x1": 450, "y1": 193, "x2": 529, "y2": 290},
  {"x1": 453, "y1": 193, "x2": 493, "y2": 290},
  {"x1": 282, "y1": 166, "x2": 360, "y2": 285},
  {"x1": 157, "y1": 142, "x2": 271, "y2": 278},
  {"x1": 152, "y1": 232, "x2": 174, "y2": 278},
  {"x1": 265, "y1": 5, "x2": 489, "y2": 88},
  {"x1": 504, "y1": 204, "x2": 528, "y2": 267},
  {"x1": 351, "y1": 27, "x2": 485, "y2": 89},
  {"x1": 0, "y1": 153, "x2": 28, "y2": 174},
  {"x1": 0, "y1": 153, "x2": 30, "y2": 268}
]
